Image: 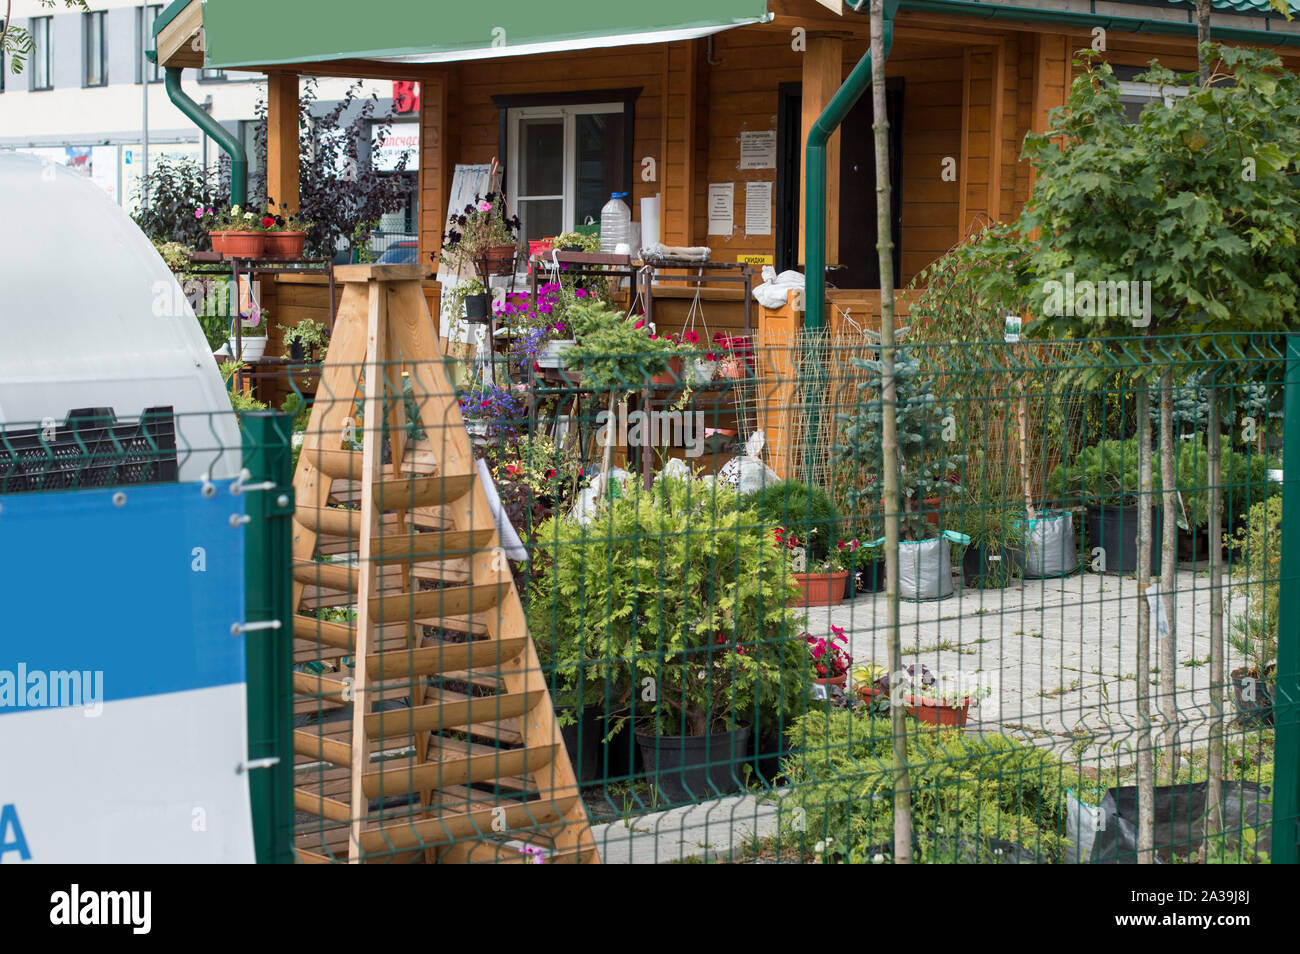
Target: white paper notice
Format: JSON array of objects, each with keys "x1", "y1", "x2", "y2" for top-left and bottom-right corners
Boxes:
[
  {"x1": 739, "y1": 130, "x2": 777, "y2": 170},
  {"x1": 745, "y1": 181, "x2": 773, "y2": 236},
  {"x1": 708, "y1": 183, "x2": 734, "y2": 236}
]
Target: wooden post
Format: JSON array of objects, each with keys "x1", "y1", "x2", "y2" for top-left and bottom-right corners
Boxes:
[
  {"x1": 799, "y1": 34, "x2": 843, "y2": 266},
  {"x1": 267, "y1": 71, "x2": 300, "y2": 214},
  {"x1": 988, "y1": 40, "x2": 1006, "y2": 222},
  {"x1": 418, "y1": 73, "x2": 450, "y2": 267}
]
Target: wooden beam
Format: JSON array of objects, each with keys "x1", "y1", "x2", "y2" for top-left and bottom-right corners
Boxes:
[
  {"x1": 418, "y1": 73, "x2": 449, "y2": 268},
  {"x1": 799, "y1": 34, "x2": 843, "y2": 266},
  {"x1": 267, "y1": 71, "x2": 300, "y2": 215},
  {"x1": 958, "y1": 47, "x2": 971, "y2": 239},
  {"x1": 988, "y1": 39, "x2": 1006, "y2": 223},
  {"x1": 154, "y1": 0, "x2": 203, "y2": 69}
]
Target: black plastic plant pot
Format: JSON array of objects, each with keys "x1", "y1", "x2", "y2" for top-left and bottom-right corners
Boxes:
[
  {"x1": 289, "y1": 340, "x2": 306, "y2": 361},
  {"x1": 559, "y1": 705, "x2": 639, "y2": 786},
  {"x1": 961, "y1": 544, "x2": 1018, "y2": 589},
  {"x1": 636, "y1": 726, "x2": 753, "y2": 805},
  {"x1": 846, "y1": 558, "x2": 886, "y2": 598},
  {"x1": 463, "y1": 293, "x2": 491, "y2": 322},
  {"x1": 1084, "y1": 504, "x2": 1162, "y2": 575},
  {"x1": 1230, "y1": 667, "x2": 1275, "y2": 727}
]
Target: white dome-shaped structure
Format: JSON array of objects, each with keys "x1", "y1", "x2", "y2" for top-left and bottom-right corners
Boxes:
[{"x1": 0, "y1": 152, "x2": 240, "y2": 480}]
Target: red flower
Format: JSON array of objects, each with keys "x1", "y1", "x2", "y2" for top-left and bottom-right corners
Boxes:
[
  {"x1": 504, "y1": 463, "x2": 523, "y2": 477},
  {"x1": 545, "y1": 468, "x2": 557, "y2": 479},
  {"x1": 683, "y1": 330, "x2": 700, "y2": 344},
  {"x1": 261, "y1": 216, "x2": 276, "y2": 228}
]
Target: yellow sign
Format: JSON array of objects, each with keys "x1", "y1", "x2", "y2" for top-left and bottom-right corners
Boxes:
[{"x1": 737, "y1": 254, "x2": 773, "y2": 265}]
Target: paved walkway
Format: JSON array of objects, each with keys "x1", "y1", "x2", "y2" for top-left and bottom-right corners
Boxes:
[{"x1": 803, "y1": 566, "x2": 1250, "y2": 761}]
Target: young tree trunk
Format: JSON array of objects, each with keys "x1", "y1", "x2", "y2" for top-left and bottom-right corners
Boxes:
[
  {"x1": 1196, "y1": 0, "x2": 1223, "y2": 864},
  {"x1": 1159, "y1": 371, "x2": 1180, "y2": 781},
  {"x1": 870, "y1": 0, "x2": 912, "y2": 865},
  {"x1": 1018, "y1": 380, "x2": 1036, "y2": 520},
  {"x1": 1203, "y1": 387, "x2": 1224, "y2": 861},
  {"x1": 1135, "y1": 386, "x2": 1155, "y2": 863}
]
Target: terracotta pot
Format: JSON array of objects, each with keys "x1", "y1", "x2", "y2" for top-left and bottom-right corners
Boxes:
[
  {"x1": 856, "y1": 684, "x2": 886, "y2": 705},
  {"x1": 481, "y1": 244, "x2": 518, "y2": 275},
  {"x1": 264, "y1": 230, "x2": 307, "y2": 259},
  {"x1": 209, "y1": 230, "x2": 265, "y2": 259},
  {"x1": 814, "y1": 674, "x2": 847, "y2": 689},
  {"x1": 878, "y1": 496, "x2": 943, "y2": 525},
  {"x1": 793, "y1": 570, "x2": 849, "y2": 606},
  {"x1": 719, "y1": 358, "x2": 745, "y2": 379},
  {"x1": 904, "y1": 693, "x2": 971, "y2": 727},
  {"x1": 651, "y1": 355, "x2": 683, "y2": 386}
]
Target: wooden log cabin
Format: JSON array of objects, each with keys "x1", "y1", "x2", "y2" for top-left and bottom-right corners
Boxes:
[{"x1": 154, "y1": 0, "x2": 1300, "y2": 431}]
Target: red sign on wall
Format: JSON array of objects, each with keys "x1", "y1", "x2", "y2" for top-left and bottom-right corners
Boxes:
[{"x1": 393, "y1": 81, "x2": 421, "y2": 114}]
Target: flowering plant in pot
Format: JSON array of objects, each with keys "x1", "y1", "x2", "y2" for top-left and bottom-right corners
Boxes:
[
  {"x1": 441, "y1": 191, "x2": 521, "y2": 280},
  {"x1": 877, "y1": 663, "x2": 990, "y2": 727},
  {"x1": 201, "y1": 205, "x2": 266, "y2": 258},
  {"x1": 805, "y1": 625, "x2": 852, "y2": 689},
  {"x1": 456, "y1": 382, "x2": 526, "y2": 439},
  {"x1": 235, "y1": 299, "x2": 269, "y2": 362},
  {"x1": 528, "y1": 475, "x2": 807, "y2": 802},
  {"x1": 262, "y1": 205, "x2": 311, "y2": 259},
  {"x1": 775, "y1": 526, "x2": 850, "y2": 607}
]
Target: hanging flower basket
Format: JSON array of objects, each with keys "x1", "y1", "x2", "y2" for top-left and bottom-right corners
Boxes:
[{"x1": 481, "y1": 244, "x2": 518, "y2": 276}]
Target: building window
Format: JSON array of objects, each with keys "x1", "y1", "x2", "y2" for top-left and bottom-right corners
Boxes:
[
  {"x1": 503, "y1": 101, "x2": 630, "y2": 243},
  {"x1": 84, "y1": 11, "x2": 108, "y2": 87},
  {"x1": 137, "y1": 4, "x2": 163, "y2": 84},
  {"x1": 1116, "y1": 77, "x2": 1189, "y2": 124},
  {"x1": 30, "y1": 16, "x2": 52, "y2": 91},
  {"x1": 200, "y1": 68, "x2": 228, "y2": 82}
]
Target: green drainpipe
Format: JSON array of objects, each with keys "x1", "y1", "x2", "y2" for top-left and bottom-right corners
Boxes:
[
  {"x1": 164, "y1": 65, "x2": 248, "y2": 207},
  {"x1": 804, "y1": 1, "x2": 897, "y2": 332}
]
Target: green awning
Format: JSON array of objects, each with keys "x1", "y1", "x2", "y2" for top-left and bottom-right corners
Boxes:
[{"x1": 197, "y1": 1, "x2": 774, "y2": 70}]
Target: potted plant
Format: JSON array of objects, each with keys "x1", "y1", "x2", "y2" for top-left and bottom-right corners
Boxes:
[
  {"x1": 677, "y1": 329, "x2": 719, "y2": 385},
  {"x1": 843, "y1": 535, "x2": 885, "y2": 598},
  {"x1": 441, "y1": 191, "x2": 521, "y2": 281},
  {"x1": 529, "y1": 474, "x2": 807, "y2": 803},
  {"x1": 952, "y1": 502, "x2": 1024, "y2": 590},
  {"x1": 878, "y1": 663, "x2": 989, "y2": 728},
  {"x1": 235, "y1": 298, "x2": 269, "y2": 362},
  {"x1": 804, "y1": 625, "x2": 852, "y2": 691},
  {"x1": 457, "y1": 382, "x2": 526, "y2": 440},
  {"x1": 776, "y1": 527, "x2": 850, "y2": 606},
  {"x1": 837, "y1": 347, "x2": 966, "y2": 600},
  {"x1": 851, "y1": 663, "x2": 888, "y2": 706},
  {"x1": 280, "y1": 319, "x2": 330, "y2": 362},
  {"x1": 449, "y1": 277, "x2": 492, "y2": 325},
  {"x1": 1227, "y1": 497, "x2": 1280, "y2": 726},
  {"x1": 262, "y1": 207, "x2": 310, "y2": 260},
  {"x1": 1046, "y1": 437, "x2": 1162, "y2": 576},
  {"x1": 202, "y1": 204, "x2": 265, "y2": 259}
]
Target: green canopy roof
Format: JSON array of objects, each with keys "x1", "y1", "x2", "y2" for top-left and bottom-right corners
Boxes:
[{"x1": 180, "y1": 0, "x2": 772, "y2": 70}]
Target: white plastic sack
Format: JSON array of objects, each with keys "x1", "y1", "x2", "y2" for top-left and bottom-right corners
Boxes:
[
  {"x1": 1022, "y1": 511, "x2": 1078, "y2": 578},
  {"x1": 898, "y1": 538, "x2": 953, "y2": 601},
  {"x1": 1065, "y1": 791, "x2": 1102, "y2": 864},
  {"x1": 568, "y1": 468, "x2": 629, "y2": 525},
  {"x1": 475, "y1": 458, "x2": 527, "y2": 560},
  {"x1": 717, "y1": 431, "x2": 780, "y2": 494},
  {"x1": 752, "y1": 266, "x2": 806, "y2": 310}
]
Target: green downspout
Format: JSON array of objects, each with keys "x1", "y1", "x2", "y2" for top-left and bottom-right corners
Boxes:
[
  {"x1": 163, "y1": 64, "x2": 248, "y2": 207},
  {"x1": 804, "y1": 1, "x2": 897, "y2": 332}
]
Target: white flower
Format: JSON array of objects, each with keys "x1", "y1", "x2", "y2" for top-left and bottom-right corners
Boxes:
[{"x1": 872, "y1": 853, "x2": 884, "y2": 864}]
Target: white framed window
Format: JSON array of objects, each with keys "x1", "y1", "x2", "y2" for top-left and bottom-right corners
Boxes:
[
  {"x1": 137, "y1": 4, "x2": 164, "y2": 84},
  {"x1": 506, "y1": 102, "x2": 626, "y2": 243},
  {"x1": 30, "y1": 16, "x2": 52, "y2": 91},
  {"x1": 1117, "y1": 80, "x2": 1189, "y2": 124}
]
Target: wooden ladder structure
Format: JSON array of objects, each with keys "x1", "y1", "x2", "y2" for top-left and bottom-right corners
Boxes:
[{"x1": 288, "y1": 264, "x2": 598, "y2": 864}]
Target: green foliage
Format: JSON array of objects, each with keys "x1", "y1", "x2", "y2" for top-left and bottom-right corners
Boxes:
[
  {"x1": 1227, "y1": 496, "x2": 1281, "y2": 675},
  {"x1": 528, "y1": 476, "x2": 807, "y2": 737},
  {"x1": 836, "y1": 347, "x2": 966, "y2": 539},
  {"x1": 1020, "y1": 46, "x2": 1300, "y2": 345},
  {"x1": 745, "y1": 480, "x2": 842, "y2": 560},
  {"x1": 908, "y1": 222, "x2": 1033, "y2": 346},
  {"x1": 280, "y1": 319, "x2": 330, "y2": 358},
  {"x1": 134, "y1": 158, "x2": 226, "y2": 248},
  {"x1": 565, "y1": 303, "x2": 676, "y2": 392},
  {"x1": 220, "y1": 361, "x2": 268, "y2": 413},
  {"x1": 779, "y1": 708, "x2": 1075, "y2": 862},
  {"x1": 1046, "y1": 434, "x2": 1277, "y2": 523}
]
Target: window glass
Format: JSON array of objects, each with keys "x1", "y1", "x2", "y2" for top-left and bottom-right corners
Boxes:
[
  {"x1": 32, "y1": 18, "x2": 52, "y2": 90},
  {"x1": 574, "y1": 111, "x2": 623, "y2": 229},
  {"x1": 85, "y1": 12, "x2": 107, "y2": 87}
]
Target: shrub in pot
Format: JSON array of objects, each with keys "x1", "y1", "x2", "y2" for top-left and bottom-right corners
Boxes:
[
  {"x1": 1226, "y1": 497, "x2": 1280, "y2": 726},
  {"x1": 280, "y1": 318, "x2": 330, "y2": 362},
  {"x1": 836, "y1": 347, "x2": 966, "y2": 600},
  {"x1": 528, "y1": 474, "x2": 807, "y2": 803},
  {"x1": 952, "y1": 503, "x2": 1024, "y2": 590}
]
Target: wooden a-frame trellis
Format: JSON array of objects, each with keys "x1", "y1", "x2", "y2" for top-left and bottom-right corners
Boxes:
[{"x1": 287, "y1": 263, "x2": 597, "y2": 864}]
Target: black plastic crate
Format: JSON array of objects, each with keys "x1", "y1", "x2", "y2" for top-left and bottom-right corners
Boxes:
[{"x1": 0, "y1": 406, "x2": 179, "y2": 495}]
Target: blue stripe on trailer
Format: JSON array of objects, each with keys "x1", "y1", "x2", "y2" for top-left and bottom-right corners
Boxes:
[{"x1": 0, "y1": 479, "x2": 246, "y2": 712}]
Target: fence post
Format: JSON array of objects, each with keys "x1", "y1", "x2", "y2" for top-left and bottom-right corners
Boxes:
[
  {"x1": 241, "y1": 411, "x2": 295, "y2": 863},
  {"x1": 1274, "y1": 336, "x2": 1300, "y2": 865}
]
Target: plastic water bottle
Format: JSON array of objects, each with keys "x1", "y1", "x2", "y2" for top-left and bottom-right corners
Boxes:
[{"x1": 599, "y1": 192, "x2": 631, "y2": 255}]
